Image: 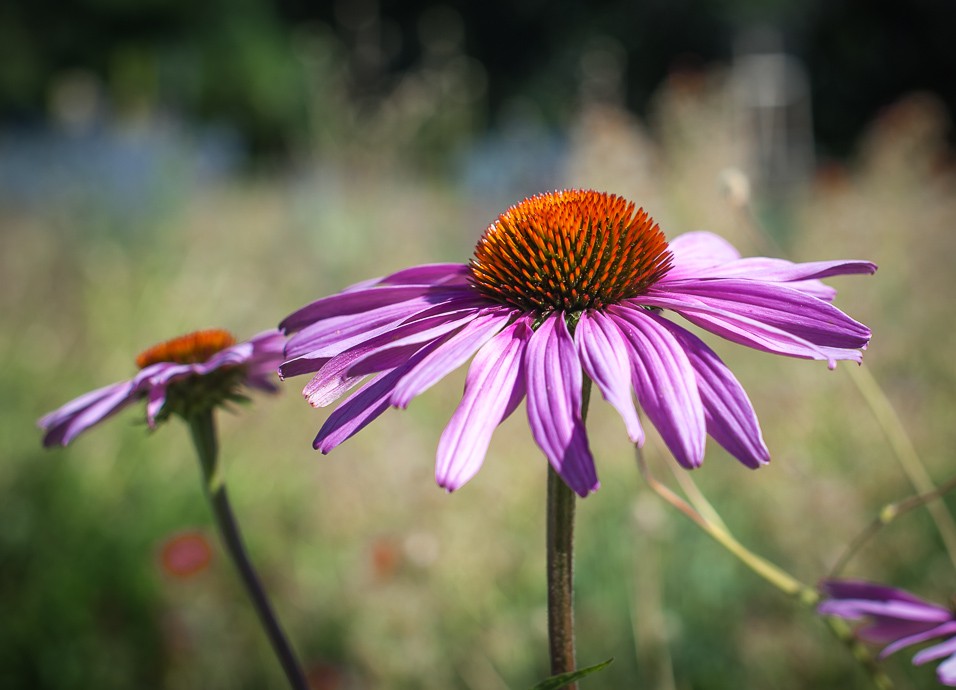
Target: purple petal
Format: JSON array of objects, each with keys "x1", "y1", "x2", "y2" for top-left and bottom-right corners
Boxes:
[
  {"x1": 668, "y1": 231, "x2": 740, "y2": 271},
  {"x1": 649, "y1": 279, "x2": 871, "y2": 349},
  {"x1": 821, "y1": 580, "x2": 947, "y2": 611},
  {"x1": 299, "y1": 309, "x2": 478, "y2": 406},
  {"x1": 392, "y1": 308, "x2": 515, "y2": 409},
  {"x1": 574, "y1": 311, "x2": 644, "y2": 444},
  {"x1": 312, "y1": 370, "x2": 400, "y2": 452},
  {"x1": 638, "y1": 288, "x2": 865, "y2": 366},
  {"x1": 914, "y1": 635, "x2": 956, "y2": 665},
  {"x1": 284, "y1": 297, "x2": 446, "y2": 361},
  {"x1": 145, "y1": 382, "x2": 168, "y2": 426},
  {"x1": 862, "y1": 619, "x2": 952, "y2": 646},
  {"x1": 280, "y1": 352, "x2": 336, "y2": 380},
  {"x1": 524, "y1": 314, "x2": 599, "y2": 497},
  {"x1": 936, "y1": 650, "x2": 956, "y2": 685},
  {"x1": 818, "y1": 580, "x2": 956, "y2": 647},
  {"x1": 38, "y1": 380, "x2": 137, "y2": 447},
  {"x1": 345, "y1": 309, "x2": 482, "y2": 376},
  {"x1": 819, "y1": 598, "x2": 952, "y2": 625},
  {"x1": 286, "y1": 292, "x2": 490, "y2": 365},
  {"x1": 653, "y1": 315, "x2": 769, "y2": 468},
  {"x1": 884, "y1": 621, "x2": 956, "y2": 658},
  {"x1": 665, "y1": 256, "x2": 877, "y2": 285},
  {"x1": 280, "y1": 284, "x2": 471, "y2": 333},
  {"x1": 301, "y1": 351, "x2": 369, "y2": 408},
  {"x1": 784, "y1": 280, "x2": 838, "y2": 302},
  {"x1": 609, "y1": 306, "x2": 706, "y2": 469},
  {"x1": 377, "y1": 263, "x2": 471, "y2": 286},
  {"x1": 243, "y1": 330, "x2": 286, "y2": 386},
  {"x1": 435, "y1": 319, "x2": 531, "y2": 491},
  {"x1": 313, "y1": 341, "x2": 442, "y2": 452}
]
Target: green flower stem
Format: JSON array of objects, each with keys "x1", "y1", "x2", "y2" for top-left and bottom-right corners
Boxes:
[
  {"x1": 636, "y1": 445, "x2": 894, "y2": 690},
  {"x1": 547, "y1": 466, "x2": 577, "y2": 681},
  {"x1": 187, "y1": 410, "x2": 310, "y2": 690},
  {"x1": 546, "y1": 378, "x2": 592, "y2": 686},
  {"x1": 830, "y1": 471, "x2": 956, "y2": 577},
  {"x1": 635, "y1": 446, "x2": 810, "y2": 601},
  {"x1": 846, "y1": 364, "x2": 956, "y2": 573}
]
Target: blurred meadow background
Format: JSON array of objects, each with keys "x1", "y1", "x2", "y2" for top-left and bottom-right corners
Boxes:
[{"x1": 3, "y1": 0, "x2": 956, "y2": 688}]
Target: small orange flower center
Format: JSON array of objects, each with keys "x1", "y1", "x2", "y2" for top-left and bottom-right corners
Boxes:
[
  {"x1": 135, "y1": 329, "x2": 237, "y2": 369},
  {"x1": 469, "y1": 189, "x2": 673, "y2": 311}
]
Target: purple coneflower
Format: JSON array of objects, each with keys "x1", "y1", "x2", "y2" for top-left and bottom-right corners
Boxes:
[
  {"x1": 280, "y1": 189, "x2": 875, "y2": 496},
  {"x1": 820, "y1": 580, "x2": 956, "y2": 686},
  {"x1": 39, "y1": 329, "x2": 285, "y2": 446},
  {"x1": 38, "y1": 327, "x2": 308, "y2": 690}
]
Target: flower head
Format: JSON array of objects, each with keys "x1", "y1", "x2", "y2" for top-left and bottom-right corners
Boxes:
[
  {"x1": 820, "y1": 580, "x2": 956, "y2": 686},
  {"x1": 280, "y1": 189, "x2": 875, "y2": 496},
  {"x1": 39, "y1": 329, "x2": 285, "y2": 447}
]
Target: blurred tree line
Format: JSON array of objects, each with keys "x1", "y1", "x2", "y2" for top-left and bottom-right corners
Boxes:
[{"x1": 1, "y1": 0, "x2": 954, "y2": 159}]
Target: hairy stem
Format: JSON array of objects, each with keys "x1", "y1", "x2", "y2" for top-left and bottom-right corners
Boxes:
[{"x1": 546, "y1": 378, "x2": 591, "y2": 686}]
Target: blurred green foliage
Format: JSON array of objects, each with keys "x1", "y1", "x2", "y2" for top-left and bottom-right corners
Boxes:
[{"x1": 4, "y1": 0, "x2": 956, "y2": 160}]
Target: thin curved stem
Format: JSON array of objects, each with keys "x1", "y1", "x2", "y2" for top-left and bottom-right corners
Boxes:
[
  {"x1": 636, "y1": 446, "x2": 811, "y2": 601},
  {"x1": 830, "y1": 472, "x2": 956, "y2": 577},
  {"x1": 846, "y1": 364, "x2": 956, "y2": 573},
  {"x1": 635, "y1": 445, "x2": 894, "y2": 690},
  {"x1": 546, "y1": 378, "x2": 591, "y2": 687},
  {"x1": 187, "y1": 410, "x2": 310, "y2": 690}
]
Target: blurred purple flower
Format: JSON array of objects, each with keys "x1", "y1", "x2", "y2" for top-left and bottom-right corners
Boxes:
[
  {"x1": 39, "y1": 329, "x2": 285, "y2": 447},
  {"x1": 820, "y1": 580, "x2": 956, "y2": 686},
  {"x1": 280, "y1": 189, "x2": 875, "y2": 497}
]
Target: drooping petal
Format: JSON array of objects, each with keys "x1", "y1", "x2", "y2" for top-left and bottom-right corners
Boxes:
[
  {"x1": 392, "y1": 308, "x2": 516, "y2": 409},
  {"x1": 574, "y1": 311, "x2": 644, "y2": 444},
  {"x1": 38, "y1": 381, "x2": 137, "y2": 447},
  {"x1": 664, "y1": 232, "x2": 876, "y2": 302},
  {"x1": 883, "y1": 621, "x2": 956, "y2": 658},
  {"x1": 312, "y1": 370, "x2": 401, "y2": 453},
  {"x1": 524, "y1": 314, "x2": 598, "y2": 497},
  {"x1": 913, "y1": 635, "x2": 956, "y2": 666},
  {"x1": 345, "y1": 309, "x2": 483, "y2": 377},
  {"x1": 301, "y1": 309, "x2": 478, "y2": 407},
  {"x1": 302, "y1": 351, "x2": 369, "y2": 408},
  {"x1": 690, "y1": 257, "x2": 877, "y2": 283},
  {"x1": 435, "y1": 318, "x2": 531, "y2": 491},
  {"x1": 638, "y1": 288, "x2": 866, "y2": 366},
  {"x1": 145, "y1": 381, "x2": 169, "y2": 426},
  {"x1": 665, "y1": 255, "x2": 877, "y2": 285},
  {"x1": 313, "y1": 341, "x2": 443, "y2": 452},
  {"x1": 650, "y1": 279, "x2": 871, "y2": 349},
  {"x1": 653, "y1": 314, "x2": 769, "y2": 468},
  {"x1": 609, "y1": 306, "x2": 706, "y2": 469}
]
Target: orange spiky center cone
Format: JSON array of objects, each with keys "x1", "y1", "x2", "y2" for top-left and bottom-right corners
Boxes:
[
  {"x1": 135, "y1": 329, "x2": 236, "y2": 369},
  {"x1": 469, "y1": 189, "x2": 673, "y2": 312}
]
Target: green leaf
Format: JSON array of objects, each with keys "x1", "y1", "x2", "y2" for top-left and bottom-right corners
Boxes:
[{"x1": 529, "y1": 658, "x2": 615, "y2": 690}]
